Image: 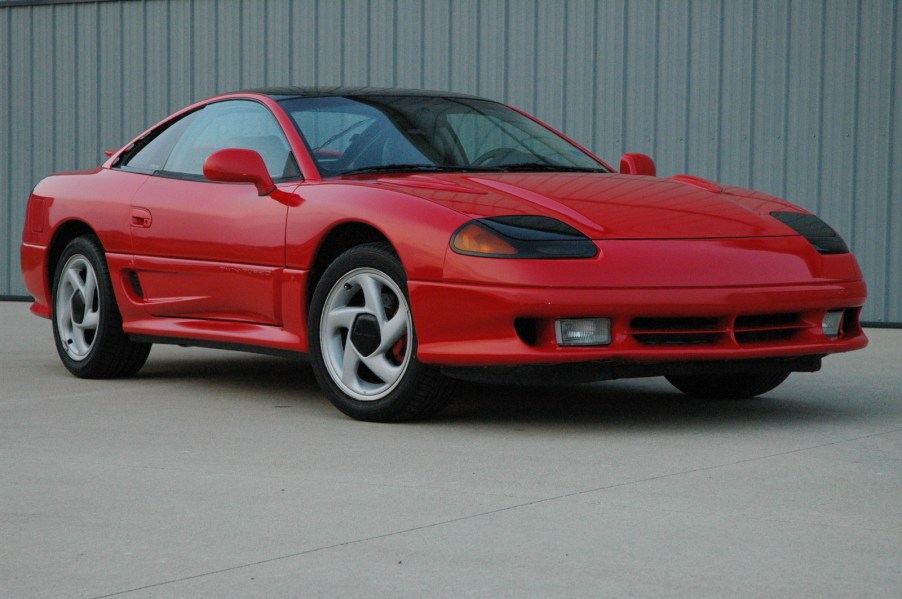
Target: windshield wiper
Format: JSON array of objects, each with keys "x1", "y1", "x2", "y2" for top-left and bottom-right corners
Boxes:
[
  {"x1": 492, "y1": 163, "x2": 608, "y2": 173},
  {"x1": 339, "y1": 164, "x2": 496, "y2": 176}
]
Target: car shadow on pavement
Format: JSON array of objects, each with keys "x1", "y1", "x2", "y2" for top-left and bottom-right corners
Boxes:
[
  {"x1": 128, "y1": 348, "x2": 854, "y2": 428},
  {"x1": 433, "y1": 378, "x2": 854, "y2": 430},
  {"x1": 136, "y1": 349, "x2": 320, "y2": 393}
]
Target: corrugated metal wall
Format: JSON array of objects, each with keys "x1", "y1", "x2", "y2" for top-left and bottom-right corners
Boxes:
[{"x1": 1, "y1": 0, "x2": 899, "y2": 323}]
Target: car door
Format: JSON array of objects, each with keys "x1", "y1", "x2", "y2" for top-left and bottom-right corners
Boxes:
[{"x1": 121, "y1": 100, "x2": 300, "y2": 325}]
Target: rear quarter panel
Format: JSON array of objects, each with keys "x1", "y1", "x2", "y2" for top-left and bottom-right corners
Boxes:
[{"x1": 22, "y1": 168, "x2": 149, "y2": 311}]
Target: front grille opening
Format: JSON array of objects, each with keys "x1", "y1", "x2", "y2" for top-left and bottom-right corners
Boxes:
[
  {"x1": 633, "y1": 332, "x2": 723, "y2": 346},
  {"x1": 734, "y1": 312, "x2": 803, "y2": 344},
  {"x1": 630, "y1": 316, "x2": 722, "y2": 346},
  {"x1": 735, "y1": 329, "x2": 798, "y2": 343},
  {"x1": 630, "y1": 317, "x2": 720, "y2": 331},
  {"x1": 735, "y1": 313, "x2": 800, "y2": 329}
]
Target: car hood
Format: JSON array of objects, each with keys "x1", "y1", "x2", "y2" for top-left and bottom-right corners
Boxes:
[{"x1": 373, "y1": 172, "x2": 798, "y2": 239}]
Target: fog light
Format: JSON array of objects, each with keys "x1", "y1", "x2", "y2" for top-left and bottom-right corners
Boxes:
[
  {"x1": 555, "y1": 318, "x2": 611, "y2": 346},
  {"x1": 822, "y1": 310, "x2": 844, "y2": 337}
]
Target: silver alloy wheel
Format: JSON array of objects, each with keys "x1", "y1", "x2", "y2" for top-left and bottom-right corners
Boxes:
[
  {"x1": 55, "y1": 254, "x2": 100, "y2": 361},
  {"x1": 319, "y1": 267, "x2": 413, "y2": 401}
]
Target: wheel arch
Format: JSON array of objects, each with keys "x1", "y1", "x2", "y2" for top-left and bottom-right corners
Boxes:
[
  {"x1": 47, "y1": 220, "x2": 99, "y2": 290},
  {"x1": 306, "y1": 222, "x2": 395, "y2": 308}
]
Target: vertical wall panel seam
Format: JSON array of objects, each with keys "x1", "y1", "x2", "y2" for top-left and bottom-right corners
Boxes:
[
  {"x1": 94, "y1": 4, "x2": 99, "y2": 163},
  {"x1": 265, "y1": 0, "x2": 270, "y2": 85},
  {"x1": 849, "y1": 0, "x2": 862, "y2": 247},
  {"x1": 118, "y1": 0, "x2": 124, "y2": 145},
  {"x1": 287, "y1": 0, "x2": 293, "y2": 85},
  {"x1": 28, "y1": 7, "x2": 34, "y2": 192},
  {"x1": 4, "y1": 9, "x2": 10, "y2": 292},
  {"x1": 418, "y1": 0, "x2": 424, "y2": 88},
  {"x1": 51, "y1": 6, "x2": 57, "y2": 173},
  {"x1": 683, "y1": 1, "x2": 692, "y2": 173},
  {"x1": 213, "y1": 0, "x2": 218, "y2": 91},
  {"x1": 363, "y1": 0, "x2": 370, "y2": 85},
  {"x1": 448, "y1": 0, "x2": 454, "y2": 90},
  {"x1": 338, "y1": 0, "x2": 346, "y2": 84},
  {"x1": 238, "y1": 0, "x2": 244, "y2": 88},
  {"x1": 652, "y1": 0, "x2": 659, "y2": 159},
  {"x1": 189, "y1": 0, "x2": 195, "y2": 99},
  {"x1": 620, "y1": 0, "x2": 628, "y2": 150},
  {"x1": 530, "y1": 1, "x2": 535, "y2": 110},
  {"x1": 885, "y1": 0, "x2": 898, "y2": 320},
  {"x1": 815, "y1": 1, "x2": 826, "y2": 214},
  {"x1": 6, "y1": 8, "x2": 10, "y2": 288},
  {"x1": 141, "y1": 0, "x2": 147, "y2": 124},
  {"x1": 561, "y1": 0, "x2": 568, "y2": 134},
  {"x1": 715, "y1": 0, "x2": 724, "y2": 181},
  {"x1": 475, "y1": 0, "x2": 481, "y2": 95},
  {"x1": 312, "y1": 0, "x2": 318, "y2": 84},
  {"x1": 748, "y1": 0, "x2": 756, "y2": 189},
  {"x1": 590, "y1": 0, "x2": 598, "y2": 152},
  {"x1": 391, "y1": 0, "x2": 397, "y2": 87},
  {"x1": 503, "y1": 0, "x2": 509, "y2": 100},
  {"x1": 780, "y1": 0, "x2": 792, "y2": 200}
]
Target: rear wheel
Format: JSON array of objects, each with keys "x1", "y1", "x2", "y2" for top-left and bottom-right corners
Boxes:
[
  {"x1": 665, "y1": 371, "x2": 790, "y2": 399},
  {"x1": 52, "y1": 236, "x2": 151, "y2": 378},
  {"x1": 309, "y1": 243, "x2": 452, "y2": 421}
]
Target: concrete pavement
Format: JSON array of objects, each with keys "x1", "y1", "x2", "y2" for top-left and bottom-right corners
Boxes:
[{"x1": 1, "y1": 300, "x2": 900, "y2": 598}]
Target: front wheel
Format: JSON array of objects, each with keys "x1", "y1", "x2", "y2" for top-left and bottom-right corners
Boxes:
[
  {"x1": 308, "y1": 243, "x2": 452, "y2": 421},
  {"x1": 665, "y1": 371, "x2": 790, "y2": 399},
  {"x1": 51, "y1": 235, "x2": 151, "y2": 378}
]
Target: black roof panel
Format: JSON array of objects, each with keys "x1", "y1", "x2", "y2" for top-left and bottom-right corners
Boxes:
[{"x1": 234, "y1": 86, "x2": 486, "y2": 101}]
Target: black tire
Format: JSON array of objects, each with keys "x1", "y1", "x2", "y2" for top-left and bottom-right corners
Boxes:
[
  {"x1": 665, "y1": 371, "x2": 790, "y2": 399},
  {"x1": 51, "y1": 235, "x2": 151, "y2": 378},
  {"x1": 308, "y1": 243, "x2": 452, "y2": 422}
]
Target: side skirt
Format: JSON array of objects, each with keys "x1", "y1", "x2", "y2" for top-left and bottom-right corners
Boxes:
[{"x1": 129, "y1": 334, "x2": 308, "y2": 361}]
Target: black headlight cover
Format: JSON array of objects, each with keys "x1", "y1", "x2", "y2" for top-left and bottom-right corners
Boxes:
[
  {"x1": 451, "y1": 215, "x2": 598, "y2": 258},
  {"x1": 770, "y1": 212, "x2": 849, "y2": 255}
]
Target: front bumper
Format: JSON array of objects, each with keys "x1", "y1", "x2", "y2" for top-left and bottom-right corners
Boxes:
[{"x1": 408, "y1": 279, "x2": 868, "y2": 367}]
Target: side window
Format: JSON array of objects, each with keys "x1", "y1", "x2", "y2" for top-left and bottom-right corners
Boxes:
[
  {"x1": 163, "y1": 100, "x2": 300, "y2": 180},
  {"x1": 120, "y1": 109, "x2": 202, "y2": 173}
]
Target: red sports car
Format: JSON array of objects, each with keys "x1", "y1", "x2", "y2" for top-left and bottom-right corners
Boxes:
[{"x1": 21, "y1": 87, "x2": 867, "y2": 421}]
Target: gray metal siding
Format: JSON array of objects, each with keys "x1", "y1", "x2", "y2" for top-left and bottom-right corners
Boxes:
[{"x1": 1, "y1": 0, "x2": 898, "y2": 323}]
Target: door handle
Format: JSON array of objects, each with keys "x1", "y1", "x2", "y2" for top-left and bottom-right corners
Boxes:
[{"x1": 130, "y1": 207, "x2": 152, "y2": 228}]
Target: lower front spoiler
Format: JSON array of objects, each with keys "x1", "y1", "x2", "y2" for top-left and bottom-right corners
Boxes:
[{"x1": 442, "y1": 354, "x2": 823, "y2": 385}]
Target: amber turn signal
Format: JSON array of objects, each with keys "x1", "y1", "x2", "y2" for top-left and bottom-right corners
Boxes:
[{"x1": 451, "y1": 223, "x2": 518, "y2": 256}]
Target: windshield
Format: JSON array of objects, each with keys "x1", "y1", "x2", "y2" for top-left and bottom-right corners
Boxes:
[{"x1": 279, "y1": 95, "x2": 609, "y2": 177}]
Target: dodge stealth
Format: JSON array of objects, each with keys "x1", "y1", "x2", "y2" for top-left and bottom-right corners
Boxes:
[{"x1": 21, "y1": 88, "x2": 867, "y2": 421}]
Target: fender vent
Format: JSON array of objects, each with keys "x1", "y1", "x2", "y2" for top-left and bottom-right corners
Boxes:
[{"x1": 128, "y1": 271, "x2": 144, "y2": 298}]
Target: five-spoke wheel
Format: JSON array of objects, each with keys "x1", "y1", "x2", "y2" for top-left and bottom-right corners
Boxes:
[
  {"x1": 56, "y1": 254, "x2": 100, "y2": 361},
  {"x1": 320, "y1": 267, "x2": 412, "y2": 401},
  {"x1": 309, "y1": 243, "x2": 451, "y2": 421}
]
